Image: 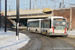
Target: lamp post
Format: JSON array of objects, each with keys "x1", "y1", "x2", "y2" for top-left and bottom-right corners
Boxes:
[
  {"x1": 16, "y1": 0, "x2": 19, "y2": 40},
  {"x1": 0, "y1": 0, "x2": 1, "y2": 28},
  {"x1": 30, "y1": 0, "x2": 31, "y2": 10},
  {"x1": 35, "y1": 0, "x2": 37, "y2": 9},
  {"x1": 0, "y1": 14, "x2": 1, "y2": 28},
  {"x1": 5, "y1": 0, "x2": 7, "y2": 32},
  {"x1": 70, "y1": 7, "x2": 72, "y2": 30},
  {"x1": 62, "y1": 0, "x2": 64, "y2": 8}
]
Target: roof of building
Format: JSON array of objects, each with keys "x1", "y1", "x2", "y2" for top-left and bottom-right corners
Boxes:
[
  {"x1": 28, "y1": 19, "x2": 44, "y2": 21},
  {"x1": 47, "y1": 16, "x2": 63, "y2": 19}
]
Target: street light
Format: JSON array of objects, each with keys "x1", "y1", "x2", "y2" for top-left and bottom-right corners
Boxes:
[
  {"x1": 0, "y1": 0, "x2": 1, "y2": 28},
  {"x1": 30, "y1": 0, "x2": 31, "y2": 10},
  {"x1": 16, "y1": 0, "x2": 19, "y2": 40},
  {"x1": 5, "y1": 0, "x2": 7, "y2": 32}
]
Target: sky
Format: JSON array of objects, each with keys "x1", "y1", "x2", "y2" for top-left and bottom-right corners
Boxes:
[{"x1": 1, "y1": 0, "x2": 75, "y2": 12}]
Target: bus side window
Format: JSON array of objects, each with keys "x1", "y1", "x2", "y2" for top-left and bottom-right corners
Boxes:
[
  {"x1": 50, "y1": 19, "x2": 51, "y2": 28},
  {"x1": 41, "y1": 21, "x2": 44, "y2": 28}
]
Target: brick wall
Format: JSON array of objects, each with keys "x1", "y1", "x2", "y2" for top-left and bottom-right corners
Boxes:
[
  {"x1": 1, "y1": 13, "x2": 13, "y2": 28},
  {"x1": 53, "y1": 7, "x2": 75, "y2": 29}
]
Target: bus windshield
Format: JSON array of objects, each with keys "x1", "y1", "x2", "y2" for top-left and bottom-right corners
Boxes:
[{"x1": 53, "y1": 19, "x2": 66, "y2": 30}]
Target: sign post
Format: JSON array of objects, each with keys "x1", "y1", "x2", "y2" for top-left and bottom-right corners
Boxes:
[{"x1": 16, "y1": 0, "x2": 19, "y2": 40}]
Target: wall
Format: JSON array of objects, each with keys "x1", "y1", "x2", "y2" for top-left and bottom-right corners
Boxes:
[{"x1": 53, "y1": 7, "x2": 75, "y2": 29}]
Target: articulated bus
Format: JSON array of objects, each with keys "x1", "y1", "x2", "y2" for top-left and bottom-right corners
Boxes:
[
  {"x1": 27, "y1": 19, "x2": 43, "y2": 33},
  {"x1": 27, "y1": 16, "x2": 67, "y2": 36}
]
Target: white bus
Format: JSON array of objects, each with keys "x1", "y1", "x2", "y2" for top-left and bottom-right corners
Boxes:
[
  {"x1": 27, "y1": 19, "x2": 43, "y2": 33},
  {"x1": 41, "y1": 16, "x2": 67, "y2": 36},
  {"x1": 27, "y1": 16, "x2": 67, "y2": 36}
]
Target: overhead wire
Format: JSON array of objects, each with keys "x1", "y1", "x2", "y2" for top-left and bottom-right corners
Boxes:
[
  {"x1": 7, "y1": 1, "x2": 13, "y2": 3},
  {"x1": 20, "y1": 0, "x2": 35, "y2": 8},
  {"x1": 50, "y1": 0, "x2": 75, "y2": 5},
  {"x1": 6, "y1": 0, "x2": 75, "y2": 11},
  {"x1": 37, "y1": 0, "x2": 45, "y2": 9}
]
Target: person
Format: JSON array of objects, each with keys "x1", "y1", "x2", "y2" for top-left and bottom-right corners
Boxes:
[{"x1": 19, "y1": 23, "x2": 22, "y2": 26}]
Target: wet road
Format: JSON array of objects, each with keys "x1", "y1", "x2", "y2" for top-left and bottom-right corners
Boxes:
[{"x1": 11, "y1": 29, "x2": 75, "y2": 50}]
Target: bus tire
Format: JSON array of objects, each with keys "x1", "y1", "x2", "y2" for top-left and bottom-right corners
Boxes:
[
  {"x1": 46, "y1": 30, "x2": 49, "y2": 37},
  {"x1": 41, "y1": 31, "x2": 43, "y2": 35},
  {"x1": 35, "y1": 30, "x2": 38, "y2": 34},
  {"x1": 29, "y1": 29, "x2": 31, "y2": 32},
  {"x1": 45, "y1": 31, "x2": 47, "y2": 36},
  {"x1": 46, "y1": 33, "x2": 49, "y2": 37}
]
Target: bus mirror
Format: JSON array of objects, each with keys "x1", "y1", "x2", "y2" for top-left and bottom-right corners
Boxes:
[{"x1": 53, "y1": 26, "x2": 56, "y2": 29}]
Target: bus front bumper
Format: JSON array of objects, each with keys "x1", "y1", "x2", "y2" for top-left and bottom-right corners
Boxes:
[{"x1": 49, "y1": 32, "x2": 67, "y2": 36}]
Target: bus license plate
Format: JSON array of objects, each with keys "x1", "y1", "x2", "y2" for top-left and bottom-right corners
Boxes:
[{"x1": 62, "y1": 30, "x2": 64, "y2": 32}]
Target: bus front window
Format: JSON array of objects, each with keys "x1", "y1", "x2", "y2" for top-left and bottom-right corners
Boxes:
[{"x1": 53, "y1": 20, "x2": 66, "y2": 30}]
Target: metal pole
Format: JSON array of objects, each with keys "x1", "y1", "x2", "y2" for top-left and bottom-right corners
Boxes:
[
  {"x1": 30, "y1": 0, "x2": 31, "y2": 10},
  {"x1": 0, "y1": 13, "x2": 1, "y2": 28},
  {"x1": 5, "y1": 0, "x2": 7, "y2": 32},
  {"x1": 9, "y1": 5, "x2": 10, "y2": 11},
  {"x1": 0, "y1": 0, "x2": 1, "y2": 28},
  {"x1": 63, "y1": 0, "x2": 64, "y2": 8},
  {"x1": 54, "y1": 2, "x2": 56, "y2": 9},
  {"x1": 16, "y1": 0, "x2": 19, "y2": 40},
  {"x1": 35, "y1": 0, "x2": 37, "y2": 9},
  {"x1": 52, "y1": 10, "x2": 54, "y2": 16},
  {"x1": 59, "y1": 3, "x2": 61, "y2": 8},
  {"x1": 70, "y1": 7, "x2": 72, "y2": 30}
]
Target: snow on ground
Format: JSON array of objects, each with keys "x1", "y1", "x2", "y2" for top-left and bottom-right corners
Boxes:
[
  {"x1": 0, "y1": 28, "x2": 30, "y2": 50},
  {"x1": 0, "y1": 28, "x2": 74, "y2": 50},
  {"x1": 67, "y1": 30, "x2": 75, "y2": 35}
]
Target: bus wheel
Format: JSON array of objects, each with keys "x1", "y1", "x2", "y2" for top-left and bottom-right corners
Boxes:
[
  {"x1": 45, "y1": 31, "x2": 48, "y2": 36},
  {"x1": 45, "y1": 32, "x2": 47, "y2": 36},
  {"x1": 29, "y1": 29, "x2": 31, "y2": 32},
  {"x1": 35, "y1": 31, "x2": 38, "y2": 34},
  {"x1": 41, "y1": 31, "x2": 43, "y2": 35},
  {"x1": 46, "y1": 33, "x2": 49, "y2": 37}
]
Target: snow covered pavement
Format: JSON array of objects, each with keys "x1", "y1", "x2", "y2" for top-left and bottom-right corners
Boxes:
[
  {"x1": 0, "y1": 28, "x2": 75, "y2": 50},
  {"x1": 0, "y1": 29, "x2": 30, "y2": 50},
  {"x1": 67, "y1": 30, "x2": 75, "y2": 35},
  {"x1": 67, "y1": 30, "x2": 75, "y2": 38}
]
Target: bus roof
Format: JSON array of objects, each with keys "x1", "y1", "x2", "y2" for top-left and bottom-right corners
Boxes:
[
  {"x1": 47, "y1": 16, "x2": 63, "y2": 19},
  {"x1": 28, "y1": 19, "x2": 43, "y2": 21}
]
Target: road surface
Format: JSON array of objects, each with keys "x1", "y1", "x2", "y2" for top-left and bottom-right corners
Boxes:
[{"x1": 10, "y1": 29, "x2": 75, "y2": 50}]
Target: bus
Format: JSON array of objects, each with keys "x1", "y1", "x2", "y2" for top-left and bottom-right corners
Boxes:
[
  {"x1": 27, "y1": 19, "x2": 43, "y2": 33},
  {"x1": 41, "y1": 16, "x2": 67, "y2": 36},
  {"x1": 27, "y1": 16, "x2": 67, "y2": 36}
]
